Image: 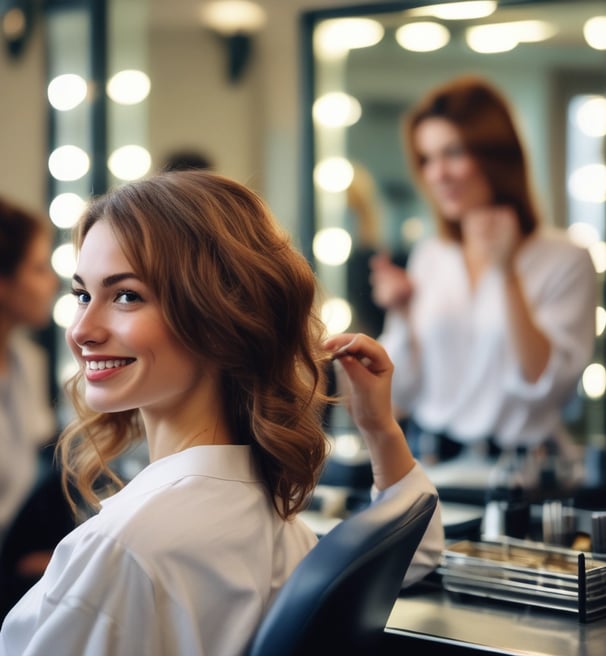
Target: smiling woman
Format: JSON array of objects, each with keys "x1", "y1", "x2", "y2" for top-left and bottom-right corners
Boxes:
[{"x1": 0, "y1": 169, "x2": 443, "y2": 656}]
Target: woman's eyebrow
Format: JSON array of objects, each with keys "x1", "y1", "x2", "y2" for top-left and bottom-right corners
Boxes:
[{"x1": 72, "y1": 272, "x2": 140, "y2": 288}]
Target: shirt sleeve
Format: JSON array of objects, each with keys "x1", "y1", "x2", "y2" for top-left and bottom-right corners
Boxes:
[
  {"x1": 370, "y1": 462, "x2": 444, "y2": 588},
  {"x1": 504, "y1": 242, "x2": 596, "y2": 405}
]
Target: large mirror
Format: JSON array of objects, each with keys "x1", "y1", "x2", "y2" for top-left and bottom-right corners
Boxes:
[{"x1": 301, "y1": 0, "x2": 606, "y2": 444}]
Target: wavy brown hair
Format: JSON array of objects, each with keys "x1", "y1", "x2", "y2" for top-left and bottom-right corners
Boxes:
[
  {"x1": 404, "y1": 75, "x2": 541, "y2": 241},
  {"x1": 0, "y1": 196, "x2": 52, "y2": 278},
  {"x1": 58, "y1": 170, "x2": 329, "y2": 520}
]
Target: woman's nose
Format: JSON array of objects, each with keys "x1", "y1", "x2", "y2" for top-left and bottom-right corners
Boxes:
[{"x1": 69, "y1": 305, "x2": 108, "y2": 347}]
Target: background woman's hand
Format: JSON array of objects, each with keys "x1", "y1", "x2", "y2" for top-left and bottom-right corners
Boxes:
[
  {"x1": 463, "y1": 205, "x2": 522, "y2": 272},
  {"x1": 369, "y1": 252, "x2": 414, "y2": 311}
]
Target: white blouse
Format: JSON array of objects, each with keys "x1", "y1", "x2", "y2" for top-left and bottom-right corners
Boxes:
[
  {"x1": 0, "y1": 445, "x2": 442, "y2": 656},
  {"x1": 0, "y1": 332, "x2": 56, "y2": 530},
  {"x1": 380, "y1": 229, "x2": 596, "y2": 449}
]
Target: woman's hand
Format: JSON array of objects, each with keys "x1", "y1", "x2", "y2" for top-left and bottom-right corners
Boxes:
[
  {"x1": 463, "y1": 205, "x2": 522, "y2": 272},
  {"x1": 323, "y1": 333, "x2": 415, "y2": 489},
  {"x1": 369, "y1": 252, "x2": 414, "y2": 311}
]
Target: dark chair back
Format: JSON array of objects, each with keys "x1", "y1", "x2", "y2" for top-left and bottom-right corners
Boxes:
[{"x1": 247, "y1": 490, "x2": 438, "y2": 656}]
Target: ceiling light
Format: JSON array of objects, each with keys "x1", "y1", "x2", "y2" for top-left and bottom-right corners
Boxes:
[
  {"x1": 407, "y1": 1, "x2": 497, "y2": 20},
  {"x1": 396, "y1": 22, "x2": 450, "y2": 52},
  {"x1": 199, "y1": 0, "x2": 266, "y2": 35},
  {"x1": 314, "y1": 18, "x2": 384, "y2": 58}
]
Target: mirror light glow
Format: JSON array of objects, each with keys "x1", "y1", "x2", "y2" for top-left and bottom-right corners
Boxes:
[
  {"x1": 313, "y1": 228, "x2": 352, "y2": 266},
  {"x1": 314, "y1": 157, "x2": 354, "y2": 193},
  {"x1": 48, "y1": 145, "x2": 90, "y2": 181},
  {"x1": 106, "y1": 70, "x2": 151, "y2": 105},
  {"x1": 108, "y1": 145, "x2": 152, "y2": 181},
  {"x1": 589, "y1": 241, "x2": 606, "y2": 274},
  {"x1": 47, "y1": 74, "x2": 88, "y2": 111},
  {"x1": 315, "y1": 18, "x2": 384, "y2": 58},
  {"x1": 576, "y1": 96, "x2": 606, "y2": 137},
  {"x1": 596, "y1": 306, "x2": 606, "y2": 337},
  {"x1": 53, "y1": 293, "x2": 78, "y2": 329},
  {"x1": 567, "y1": 221, "x2": 600, "y2": 248},
  {"x1": 49, "y1": 193, "x2": 86, "y2": 229},
  {"x1": 582, "y1": 362, "x2": 606, "y2": 399},
  {"x1": 466, "y1": 20, "x2": 556, "y2": 53},
  {"x1": 51, "y1": 243, "x2": 77, "y2": 279},
  {"x1": 584, "y1": 16, "x2": 606, "y2": 50},
  {"x1": 313, "y1": 92, "x2": 362, "y2": 128},
  {"x1": 198, "y1": 0, "x2": 267, "y2": 35},
  {"x1": 321, "y1": 297, "x2": 352, "y2": 335},
  {"x1": 396, "y1": 22, "x2": 450, "y2": 52},
  {"x1": 408, "y1": 1, "x2": 497, "y2": 20},
  {"x1": 568, "y1": 164, "x2": 606, "y2": 203}
]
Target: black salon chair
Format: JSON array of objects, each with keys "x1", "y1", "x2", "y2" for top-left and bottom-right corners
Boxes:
[{"x1": 247, "y1": 490, "x2": 438, "y2": 656}]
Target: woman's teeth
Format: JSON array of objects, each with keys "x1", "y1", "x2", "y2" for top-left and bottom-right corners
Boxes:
[{"x1": 86, "y1": 359, "x2": 130, "y2": 371}]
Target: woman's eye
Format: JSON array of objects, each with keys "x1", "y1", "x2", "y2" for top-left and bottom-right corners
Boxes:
[
  {"x1": 115, "y1": 290, "x2": 142, "y2": 304},
  {"x1": 71, "y1": 288, "x2": 90, "y2": 304}
]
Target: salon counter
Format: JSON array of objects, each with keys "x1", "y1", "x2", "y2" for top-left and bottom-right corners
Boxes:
[{"x1": 382, "y1": 579, "x2": 606, "y2": 655}]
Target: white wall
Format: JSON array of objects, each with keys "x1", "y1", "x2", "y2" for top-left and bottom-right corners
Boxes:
[{"x1": 0, "y1": 20, "x2": 47, "y2": 212}]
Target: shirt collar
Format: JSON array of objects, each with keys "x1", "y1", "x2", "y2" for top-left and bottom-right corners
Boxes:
[{"x1": 100, "y1": 444, "x2": 259, "y2": 509}]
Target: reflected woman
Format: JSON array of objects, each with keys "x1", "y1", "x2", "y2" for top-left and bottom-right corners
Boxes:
[{"x1": 370, "y1": 75, "x2": 596, "y2": 463}]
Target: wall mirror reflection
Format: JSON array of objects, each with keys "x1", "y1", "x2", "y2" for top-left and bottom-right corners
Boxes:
[{"x1": 302, "y1": 0, "x2": 606, "y2": 449}]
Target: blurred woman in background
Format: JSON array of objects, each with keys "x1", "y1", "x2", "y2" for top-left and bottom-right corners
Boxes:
[
  {"x1": 0, "y1": 196, "x2": 74, "y2": 620},
  {"x1": 370, "y1": 75, "x2": 596, "y2": 463}
]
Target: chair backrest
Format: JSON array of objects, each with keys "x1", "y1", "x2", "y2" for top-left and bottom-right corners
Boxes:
[{"x1": 247, "y1": 490, "x2": 438, "y2": 656}]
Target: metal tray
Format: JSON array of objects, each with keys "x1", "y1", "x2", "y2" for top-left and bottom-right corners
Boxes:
[{"x1": 439, "y1": 538, "x2": 606, "y2": 622}]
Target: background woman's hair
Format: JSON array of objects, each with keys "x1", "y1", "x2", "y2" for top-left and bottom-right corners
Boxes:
[
  {"x1": 0, "y1": 196, "x2": 52, "y2": 278},
  {"x1": 58, "y1": 170, "x2": 329, "y2": 520},
  {"x1": 404, "y1": 75, "x2": 541, "y2": 240}
]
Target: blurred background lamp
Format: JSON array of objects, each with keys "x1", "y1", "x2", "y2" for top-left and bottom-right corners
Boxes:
[
  {"x1": 313, "y1": 92, "x2": 362, "y2": 128},
  {"x1": 567, "y1": 221, "x2": 600, "y2": 248},
  {"x1": 198, "y1": 0, "x2": 267, "y2": 35},
  {"x1": 49, "y1": 193, "x2": 86, "y2": 229},
  {"x1": 314, "y1": 18, "x2": 384, "y2": 58},
  {"x1": 314, "y1": 157, "x2": 354, "y2": 193},
  {"x1": 321, "y1": 297, "x2": 352, "y2": 335},
  {"x1": 407, "y1": 1, "x2": 497, "y2": 20},
  {"x1": 313, "y1": 227, "x2": 352, "y2": 266},
  {"x1": 53, "y1": 293, "x2": 78, "y2": 328},
  {"x1": 575, "y1": 96, "x2": 606, "y2": 137},
  {"x1": 48, "y1": 145, "x2": 90, "y2": 181},
  {"x1": 108, "y1": 145, "x2": 152, "y2": 181},
  {"x1": 396, "y1": 21, "x2": 450, "y2": 52},
  {"x1": 106, "y1": 69, "x2": 151, "y2": 105},
  {"x1": 51, "y1": 243, "x2": 77, "y2": 279},
  {"x1": 582, "y1": 362, "x2": 606, "y2": 399},
  {"x1": 584, "y1": 16, "x2": 606, "y2": 50},
  {"x1": 47, "y1": 74, "x2": 88, "y2": 111},
  {"x1": 466, "y1": 24, "x2": 518, "y2": 53},
  {"x1": 568, "y1": 164, "x2": 606, "y2": 203},
  {"x1": 596, "y1": 306, "x2": 606, "y2": 337},
  {"x1": 198, "y1": 1, "x2": 267, "y2": 82},
  {"x1": 589, "y1": 241, "x2": 606, "y2": 274},
  {"x1": 401, "y1": 217, "x2": 426, "y2": 243}
]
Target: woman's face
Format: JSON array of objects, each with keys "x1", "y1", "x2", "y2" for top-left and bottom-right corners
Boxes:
[
  {"x1": 413, "y1": 117, "x2": 493, "y2": 221},
  {"x1": 67, "y1": 219, "x2": 207, "y2": 415},
  {"x1": 0, "y1": 231, "x2": 58, "y2": 329}
]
